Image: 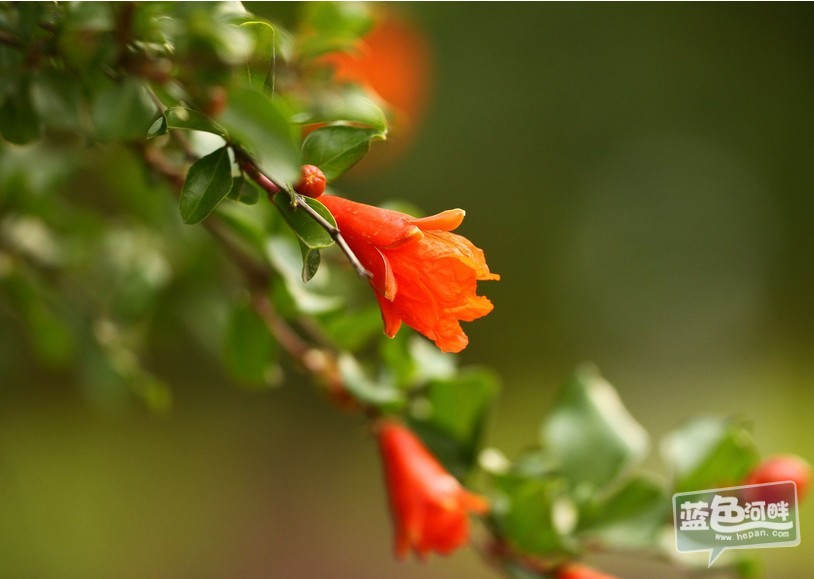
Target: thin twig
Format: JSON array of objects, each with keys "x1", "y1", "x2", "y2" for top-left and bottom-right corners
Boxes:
[{"x1": 233, "y1": 147, "x2": 372, "y2": 279}]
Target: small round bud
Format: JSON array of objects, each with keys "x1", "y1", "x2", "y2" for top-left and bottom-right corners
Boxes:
[
  {"x1": 294, "y1": 165, "x2": 327, "y2": 198},
  {"x1": 745, "y1": 454, "x2": 811, "y2": 501}
]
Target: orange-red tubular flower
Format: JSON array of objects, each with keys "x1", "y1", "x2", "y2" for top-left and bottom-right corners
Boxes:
[
  {"x1": 377, "y1": 421, "x2": 489, "y2": 559},
  {"x1": 320, "y1": 194, "x2": 499, "y2": 353}
]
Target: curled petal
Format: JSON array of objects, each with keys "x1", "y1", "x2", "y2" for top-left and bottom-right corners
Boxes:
[{"x1": 321, "y1": 195, "x2": 498, "y2": 352}]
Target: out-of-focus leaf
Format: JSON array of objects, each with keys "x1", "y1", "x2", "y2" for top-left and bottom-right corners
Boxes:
[
  {"x1": 166, "y1": 107, "x2": 228, "y2": 137},
  {"x1": 225, "y1": 302, "x2": 277, "y2": 386},
  {"x1": 214, "y1": 200, "x2": 268, "y2": 256},
  {"x1": 179, "y1": 146, "x2": 233, "y2": 224},
  {"x1": 425, "y1": 368, "x2": 499, "y2": 443},
  {"x1": 91, "y1": 79, "x2": 158, "y2": 141},
  {"x1": 0, "y1": 77, "x2": 41, "y2": 144},
  {"x1": 661, "y1": 416, "x2": 760, "y2": 493},
  {"x1": 410, "y1": 367, "x2": 499, "y2": 479},
  {"x1": 298, "y1": 1, "x2": 375, "y2": 58},
  {"x1": 491, "y1": 473, "x2": 577, "y2": 557},
  {"x1": 337, "y1": 353, "x2": 404, "y2": 409},
  {"x1": 302, "y1": 88, "x2": 388, "y2": 132},
  {"x1": 218, "y1": 87, "x2": 299, "y2": 184},
  {"x1": 226, "y1": 175, "x2": 260, "y2": 205},
  {"x1": 30, "y1": 70, "x2": 85, "y2": 132},
  {"x1": 301, "y1": 125, "x2": 385, "y2": 181},
  {"x1": 266, "y1": 235, "x2": 342, "y2": 314},
  {"x1": 318, "y1": 305, "x2": 384, "y2": 351},
  {"x1": 577, "y1": 473, "x2": 671, "y2": 550},
  {"x1": 541, "y1": 364, "x2": 650, "y2": 494},
  {"x1": 272, "y1": 190, "x2": 335, "y2": 249}
]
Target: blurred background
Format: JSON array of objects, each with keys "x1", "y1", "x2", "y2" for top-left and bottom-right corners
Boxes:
[{"x1": 1, "y1": 3, "x2": 813, "y2": 577}]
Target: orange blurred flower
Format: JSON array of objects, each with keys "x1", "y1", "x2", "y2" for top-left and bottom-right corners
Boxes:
[
  {"x1": 320, "y1": 13, "x2": 432, "y2": 136},
  {"x1": 377, "y1": 421, "x2": 489, "y2": 559},
  {"x1": 556, "y1": 563, "x2": 619, "y2": 579},
  {"x1": 320, "y1": 194, "x2": 499, "y2": 353}
]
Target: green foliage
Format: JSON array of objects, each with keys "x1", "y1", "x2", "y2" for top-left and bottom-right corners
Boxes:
[
  {"x1": 302, "y1": 125, "x2": 386, "y2": 181},
  {"x1": 662, "y1": 415, "x2": 760, "y2": 493},
  {"x1": 541, "y1": 364, "x2": 649, "y2": 493},
  {"x1": 180, "y1": 146, "x2": 234, "y2": 224}
]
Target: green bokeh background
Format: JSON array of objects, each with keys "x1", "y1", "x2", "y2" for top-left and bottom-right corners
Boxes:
[{"x1": 1, "y1": 3, "x2": 813, "y2": 577}]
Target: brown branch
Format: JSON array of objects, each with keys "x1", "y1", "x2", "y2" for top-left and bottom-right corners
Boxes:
[{"x1": 141, "y1": 142, "x2": 359, "y2": 410}]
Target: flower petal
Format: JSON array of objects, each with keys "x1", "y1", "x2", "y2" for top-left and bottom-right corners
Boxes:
[{"x1": 409, "y1": 209, "x2": 465, "y2": 232}]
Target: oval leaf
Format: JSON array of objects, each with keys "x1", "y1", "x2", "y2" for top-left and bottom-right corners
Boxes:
[
  {"x1": 225, "y1": 303, "x2": 277, "y2": 385},
  {"x1": 166, "y1": 106, "x2": 228, "y2": 137},
  {"x1": 179, "y1": 146, "x2": 233, "y2": 224},
  {"x1": 301, "y1": 125, "x2": 385, "y2": 181},
  {"x1": 541, "y1": 364, "x2": 650, "y2": 492},
  {"x1": 272, "y1": 191, "x2": 336, "y2": 249}
]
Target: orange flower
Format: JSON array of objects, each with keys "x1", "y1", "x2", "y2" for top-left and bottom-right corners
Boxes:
[
  {"x1": 377, "y1": 421, "x2": 489, "y2": 559},
  {"x1": 320, "y1": 194, "x2": 499, "y2": 353},
  {"x1": 556, "y1": 564, "x2": 619, "y2": 579}
]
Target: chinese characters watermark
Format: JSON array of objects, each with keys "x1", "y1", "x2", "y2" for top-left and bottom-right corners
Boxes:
[{"x1": 673, "y1": 481, "x2": 800, "y2": 566}]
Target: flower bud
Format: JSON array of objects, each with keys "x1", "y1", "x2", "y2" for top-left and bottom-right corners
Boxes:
[{"x1": 294, "y1": 165, "x2": 326, "y2": 198}]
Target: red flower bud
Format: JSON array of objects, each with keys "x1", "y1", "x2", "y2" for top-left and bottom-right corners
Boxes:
[
  {"x1": 320, "y1": 194, "x2": 499, "y2": 353},
  {"x1": 294, "y1": 164, "x2": 327, "y2": 198},
  {"x1": 744, "y1": 454, "x2": 811, "y2": 501},
  {"x1": 556, "y1": 563, "x2": 618, "y2": 579},
  {"x1": 377, "y1": 421, "x2": 489, "y2": 559}
]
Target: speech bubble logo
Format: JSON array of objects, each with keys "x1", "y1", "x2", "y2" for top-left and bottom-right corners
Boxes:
[{"x1": 673, "y1": 481, "x2": 800, "y2": 567}]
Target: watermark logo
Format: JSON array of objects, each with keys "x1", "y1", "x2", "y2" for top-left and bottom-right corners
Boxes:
[{"x1": 673, "y1": 481, "x2": 800, "y2": 566}]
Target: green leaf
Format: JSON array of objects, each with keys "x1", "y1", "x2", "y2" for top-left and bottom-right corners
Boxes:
[
  {"x1": 541, "y1": 364, "x2": 650, "y2": 493},
  {"x1": 179, "y1": 146, "x2": 233, "y2": 224},
  {"x1": 30, "y1": 70, "x2": 86, "y2": 132},
  {"x1": 218, "y1": 87, "x2": 299, "y2": 184},
  {"x1": 0, "y1": 77, "x2": 41, "y2": 144},
  {"x1": 91, "y1": 79, "x2": 158, "y2": 141},
  {"x1": 425, "y1": 369, "x2": 499, "y2": 443},
  {"x1": 271, "y1": 190, "x2": 336, "y2": 249},
  {"x1": 214, "y1": 199, "x2": 268, "y2": 256},
  {"x1": 303, "y1": 88, "x2": 388, "y2": 132},
  {"x1": 577, "y1": 473, "x2": 671, "y2": 550},
  {"x1": 661, "y1": 416, "x2": 760, "y2": 493},
  {"x1": 410, "y1": 367, "x2": 499, "y2": 479},
  {"x1": 318, "y1": 305, "x2": 384, "y2": 351},
  {"x1": 166, "y1": 106, "x2": 228, "y2": 137},
  {"x1": 492, "y1": 474, "x2": 577, "y2": 557},
  {"x1": 266, "y1": 235, "x2": 342, "y2": 314},
  {"x1": 298, "y1": 2, "x2": 375, "y2": 58},
  {"x1": 147, "y1": 114, "x2": 167, "y2": 137},
  {"x1": 301, "y1": 125, "x2": 385, "y2": 181},
  {"x1": 226, "y1": 175, "x2": 260, "y2": 205},
  {"x1": 299, "y1": 241, "x2": 321, "y2": 283},
  {"x1": 337, "y1": 353, "x2": 404, "y2": 409},
  {"x1": 225, "y1": 303, "x2": 277, "y2": 386}
]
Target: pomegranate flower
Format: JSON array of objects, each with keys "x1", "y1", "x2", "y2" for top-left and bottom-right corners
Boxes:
[
  {"x1": 320, "y1": 194, "x2": 499, "y2": 353},
  {"x1": 377, "y1": 421, "x2": 489, "y2": 559}
]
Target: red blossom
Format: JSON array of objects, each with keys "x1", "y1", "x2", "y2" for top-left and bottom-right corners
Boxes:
[
  {"x1": 377, "y1": 421, "x2": 489, "y2": 559},
  {"x1": 556, "y1": 563, "x2": 619, "y2": 579},
  {"x1": 320, "y1": 194, "x2": 499, "y2": 353}
]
